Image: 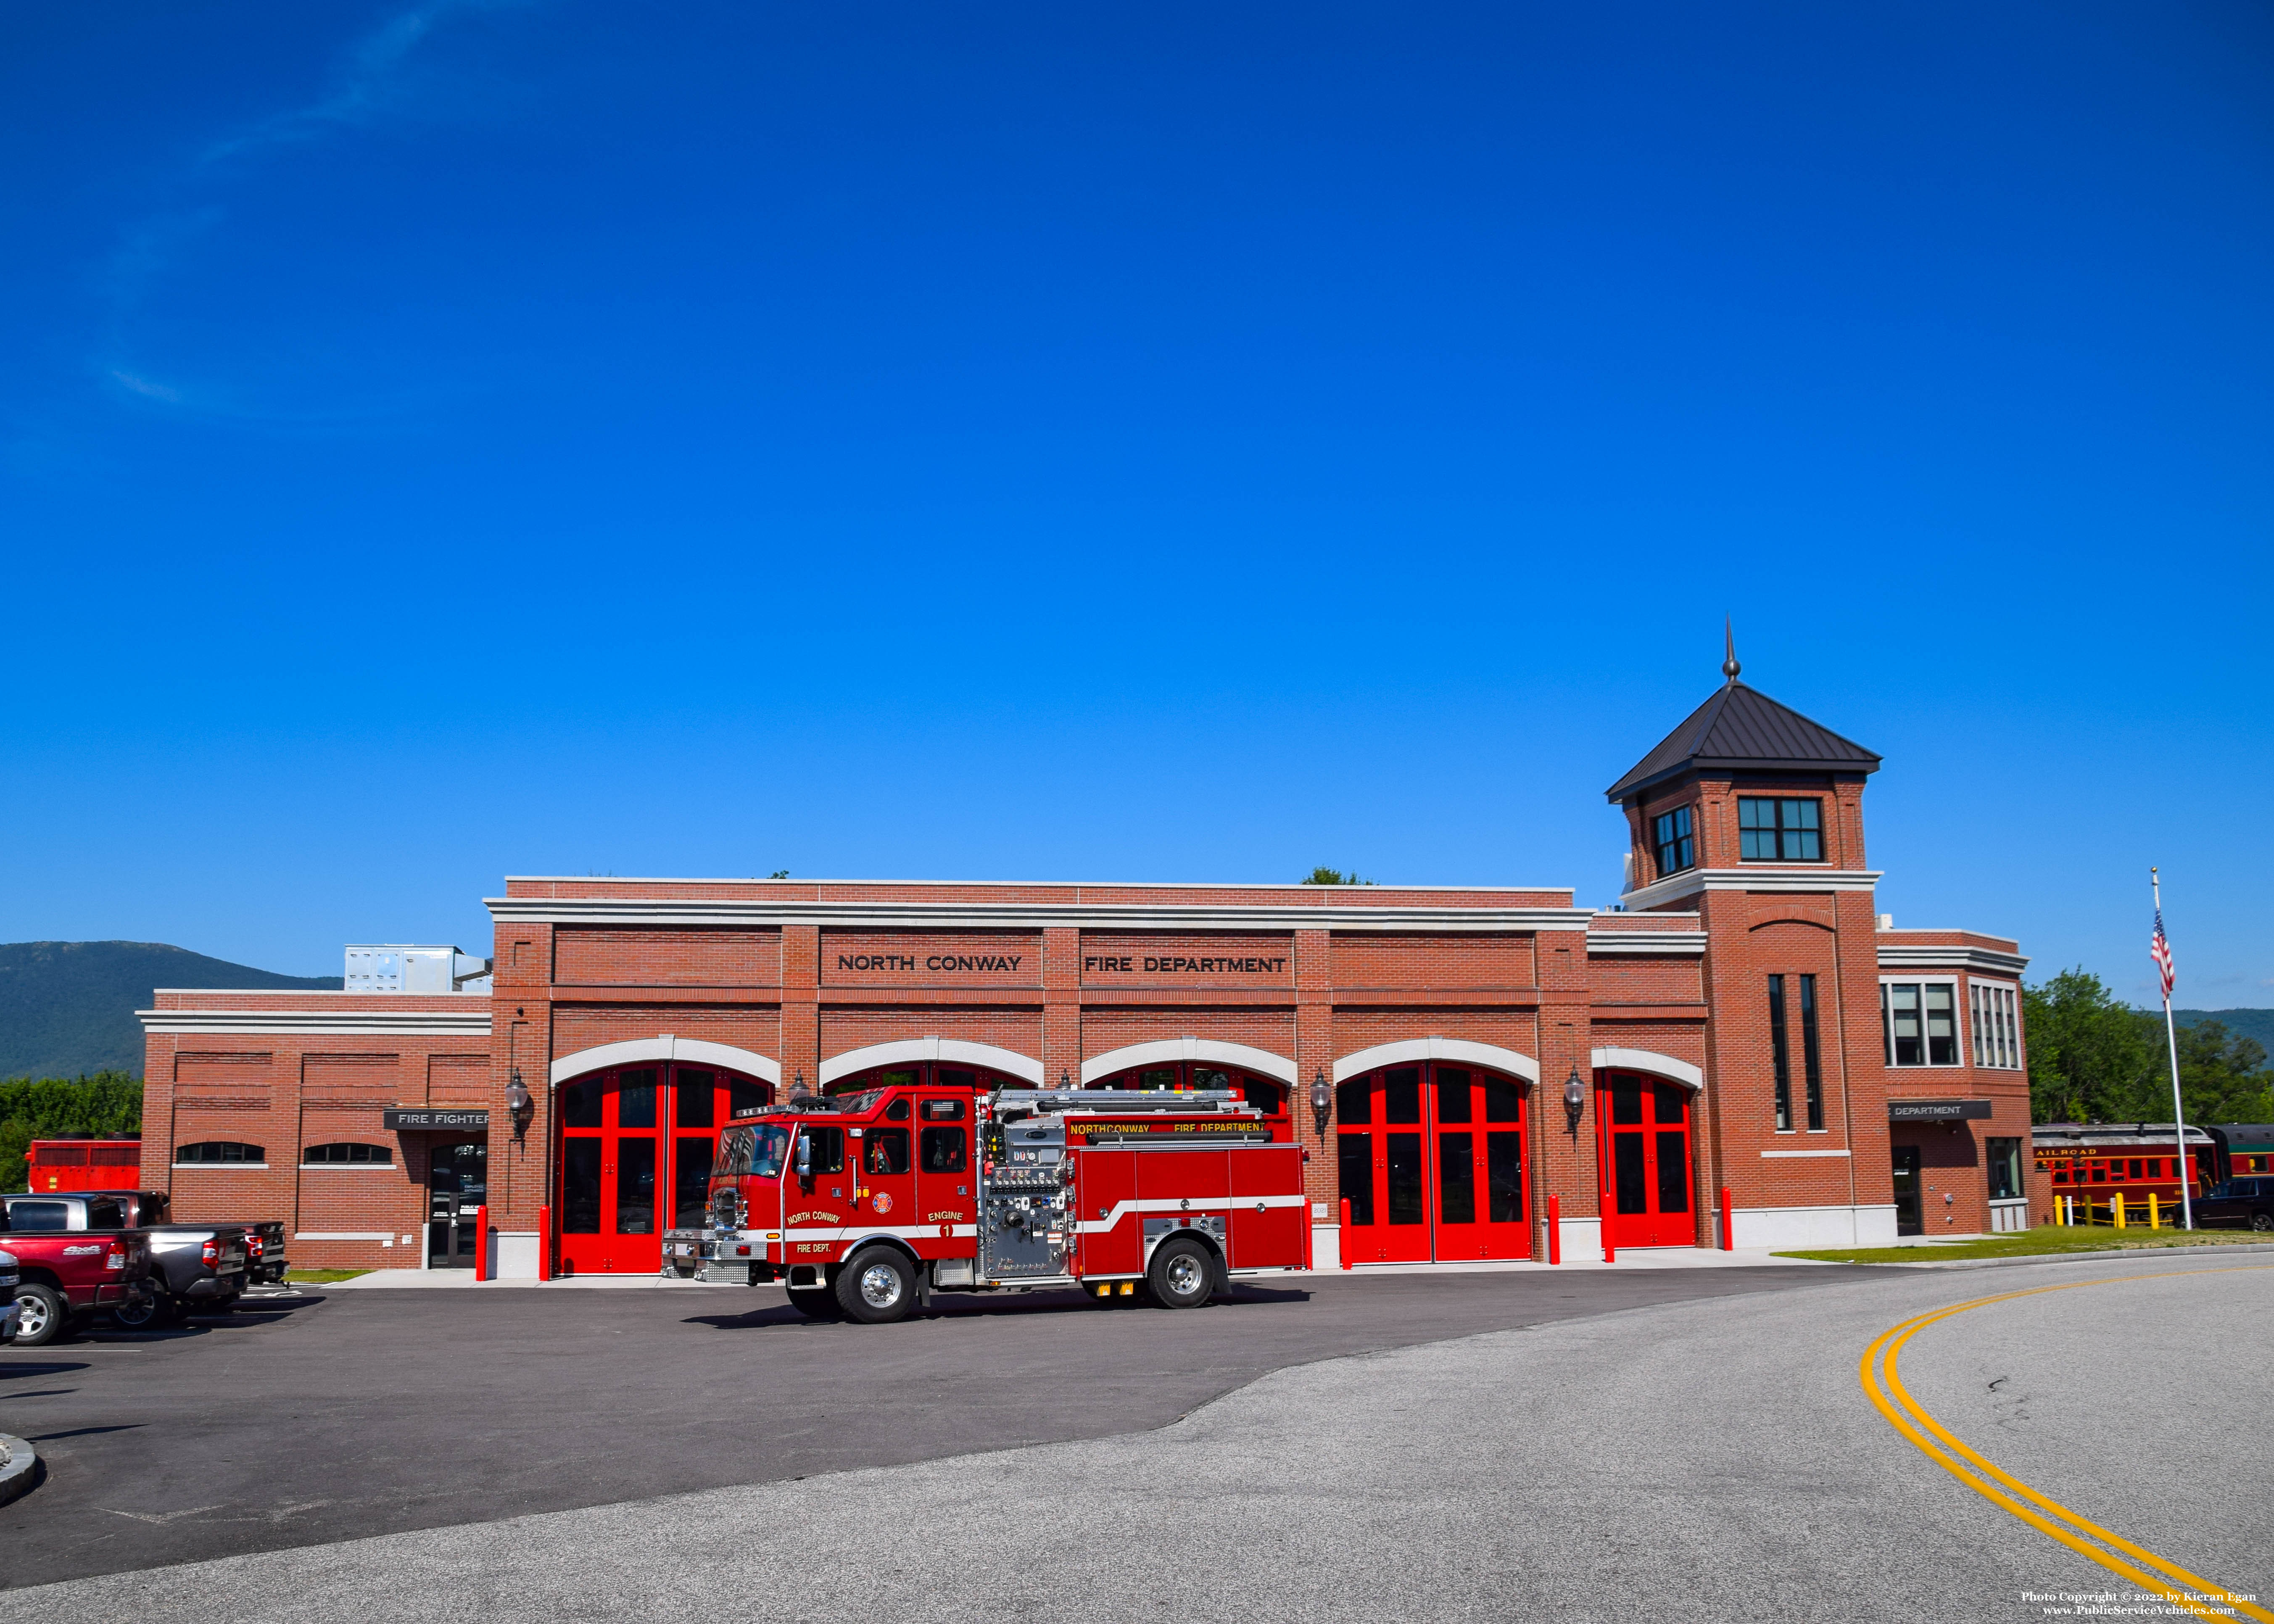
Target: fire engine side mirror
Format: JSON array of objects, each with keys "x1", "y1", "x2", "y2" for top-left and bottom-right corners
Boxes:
[{"x1": 796, "y1": 1132, "x2": 813, "y2": 1188}]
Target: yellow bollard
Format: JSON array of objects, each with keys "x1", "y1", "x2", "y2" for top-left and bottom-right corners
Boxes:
[
  {"x1": 2113, "y1": 1191, "x2": 2126, "y2": 1229},
  {"x1": 2149, "y1": 1192, "x2": 2161, "y2": 1229}
]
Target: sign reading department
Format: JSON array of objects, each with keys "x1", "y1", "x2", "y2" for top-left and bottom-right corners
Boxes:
[{"x1": 1080, "y1": 936, "x2": 1295, "y2": 986}]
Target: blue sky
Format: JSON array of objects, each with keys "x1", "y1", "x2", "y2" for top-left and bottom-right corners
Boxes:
[{"x1": 3, "y1": 3, "x2": 2269, "y2": 1005}]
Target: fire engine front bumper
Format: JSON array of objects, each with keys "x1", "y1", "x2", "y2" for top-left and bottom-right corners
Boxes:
[{"x1": 663, "y1": 1231, "x2": 779, "y2": 1285}]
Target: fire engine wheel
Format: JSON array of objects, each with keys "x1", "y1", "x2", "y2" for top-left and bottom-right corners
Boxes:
[
  {"x1": 1147, "y1": 1237, "x2": 1214, "y2": 1310},
  {"x1": 834, "y1": 1249, "x2": 915, "y2": 1324},
  {"x1": 785, "y1": 1285, "x2": 843, "y2": 1320},
  {"x1": 12, "y1": 1284, "x2": 68, "y2": 1348}
]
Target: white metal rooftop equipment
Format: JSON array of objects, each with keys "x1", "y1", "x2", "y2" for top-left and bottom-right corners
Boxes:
[{"x1": 344, "y1": 945, "x2": 493, "y2": 993}]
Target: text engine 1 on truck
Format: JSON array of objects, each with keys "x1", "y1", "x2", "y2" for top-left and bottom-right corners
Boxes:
[{"x1": 664, "y1": 1083, "x2": 1312, "y2": 1321}]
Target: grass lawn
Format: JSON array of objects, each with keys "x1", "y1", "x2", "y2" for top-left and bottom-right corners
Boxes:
[
  {"x1": 1775, "y1": 1226, "x2": 2274, "y2": 1265},
  {"x1": 284, "y1": 1267, "x2": 373, "y2": 1283}
]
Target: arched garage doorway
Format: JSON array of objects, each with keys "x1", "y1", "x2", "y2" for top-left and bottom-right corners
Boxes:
[
  {"x1": 1336, "y1": 1059, "x2": 1531, "y2": 1263},
  {"x1": 1596, "y1": 1062, "x2": 1700, "y2": 1250},
  {"x1": 1086, "y1": 1061, "x2": 1290, "y2": 1123},
  {"x1": 556, "y1": 1060, "x2": 773, "y2": 1275}
]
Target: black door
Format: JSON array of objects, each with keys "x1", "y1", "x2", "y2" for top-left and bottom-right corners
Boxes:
[
  {"x1": 1891, "y1": 1145, "x2": 1923, "y2": 1237},
  {"x1": 427, "y1": 1140, "x2": 488, "y2": 1267}
]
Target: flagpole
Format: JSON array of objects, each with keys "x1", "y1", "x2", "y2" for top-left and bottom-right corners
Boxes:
[{"x1": 2154, "y1": 867, "x2": 2193, "y2": 1231}]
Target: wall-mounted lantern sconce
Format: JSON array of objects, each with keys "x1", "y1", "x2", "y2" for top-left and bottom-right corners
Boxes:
[
  {"x1": 504, "y1": 1069, "x2": 534, "y2": 1145},
  {"x1": 1309, "y1": 1069, "x2": 1331, "y2": 1139},
  {"x1": 1060, "y1": 1069, "x2": 1074, "y2": 1094},
  {"x1": 789, "y1": 1069, "x2": 810, "y2": 1102},
  {"x1": 1562, "y1": 1064, "x2": 1586, "y2": 1137}
]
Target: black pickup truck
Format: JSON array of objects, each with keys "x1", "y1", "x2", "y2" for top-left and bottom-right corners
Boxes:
[
  {"x1": 0, "y1": 1194, "x2": 252, "y2": 1326},
  {"x1": 109, "y1": 1191, "x2": 287, "y2": 1286}
]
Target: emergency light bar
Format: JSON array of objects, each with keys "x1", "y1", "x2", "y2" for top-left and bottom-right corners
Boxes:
[
  {"x1": 728, "y1": 1086, "x2": 1254, "y2": 1122},
  {"x1": 995, "y1": 1089, "x2": 1247, "y2": 1113}
]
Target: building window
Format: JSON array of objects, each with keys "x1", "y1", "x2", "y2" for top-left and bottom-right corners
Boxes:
[
  {"x1": 303, "y1": 1142, "x2": 393, "y2": 1166},
  {"x1": 1738, "y1": 797, "x2": 1823, "y2": 861},
  {"x1": 175, "y1": 1141, "x2": 265, "y2": 1165},
  {"x1": 1768, "y1": 975, "x2": 1793, "y2": 1131},
  {"x1": 1799, "y1": 973, "x2": 1825, "y2": 1131},
  {"x1": 1987, "y1": 1138, "x2": 2023, "y2": 1201},
  {"x1": 1652, "y1": 806, "x2": 1694, "y2": 877},
  {"x1": 1882, "y1": 983, "x2": 1959, "y2": 1066},
  {"x1": 1970, "y1": 983, "x2": 2021, "y2": 1069}
]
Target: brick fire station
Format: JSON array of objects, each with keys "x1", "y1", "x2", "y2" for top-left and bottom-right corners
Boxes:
[{"x1": 137, "y1": 663, "x2": 2042, "y2": 1275}]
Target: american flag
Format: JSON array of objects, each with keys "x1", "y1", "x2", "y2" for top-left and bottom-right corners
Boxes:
[{"x1": 2150, "y1": 908, "x2": 2175, "y2": 1002}]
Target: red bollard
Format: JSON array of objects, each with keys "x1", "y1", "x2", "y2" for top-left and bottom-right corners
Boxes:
[
  {"x1": 1719, "y1": 1186, "x2": 1734, "y2": 1251},
  {"x1": 1547, "y1": 1194, "x2": 1562, "y2": 1265},
  {"x1": 537, "y1": 1204, "x2": 552, "y2": 1281},
  {"x1": 1603, "y1": 1216, "x2": 1616, "y2": 1264},
  {"x1": 1340, "y1": 1197, "x2": 1353, "y2": 1270},
  {"x1": 474, "y1": 1203, "x2": 489, "y2": 1281}
]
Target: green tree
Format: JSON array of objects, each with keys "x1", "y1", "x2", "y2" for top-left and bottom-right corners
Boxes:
[
  {"x1": 0, "y1": 1071, "x2": 145, "y2": 1192},
  {"x1": 2024, "y1": 971, "x2": 2274, "y2": 1126},
  {"x1": 1301, "y1": 867, "x2": 1374, "y2": 886},
  {"x1": 2023, "y1": 969, "x2": 2155, "y2": 1123},
  {"x1": 2150, "y1": 1019, "x2": 2274, "y2": 1126}
]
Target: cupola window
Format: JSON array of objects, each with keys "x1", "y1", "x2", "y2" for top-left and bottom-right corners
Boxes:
[
  {"x1": 1738, "y1": 797, "x2": 1823, "y2": 861},
  {"x1": 1651, "y1": 806, "x2": 1694, "y2": 877}
]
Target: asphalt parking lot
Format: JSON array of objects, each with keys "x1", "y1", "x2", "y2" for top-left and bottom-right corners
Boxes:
[
  {"x1": 8, "y1": 1254, "x2": 2269, "y2": 1624},
  {"x1": 0, "y1": 1265, "x2": 1883, "y2": 1589}
]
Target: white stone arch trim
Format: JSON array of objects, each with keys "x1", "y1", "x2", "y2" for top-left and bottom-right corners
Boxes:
[
  {"x1": 548, "y1": 1036, "x2": 781, "y2": 1089},
  {"x1": 1331, "y1": 1038, "x2": 1539, "y2": 1085},
  {"x1": 1080, "y1": 1039, "x2": 1297, "y2": 1086},
  {"x1": 819, "y1": 1037, "x2": 1044, "y2": 1086},
  {"x1": 1591, "y1": 1047, "x2": 1704, "y2": 1091}
]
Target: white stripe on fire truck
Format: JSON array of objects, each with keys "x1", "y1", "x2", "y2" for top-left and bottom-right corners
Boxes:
[
  {"x1": 1072, "y1": 1194, "x2": 1307, "y2": 1235},
  {"x1": 782, "y1": 1224, "x2": 978, "y2": 1242}
]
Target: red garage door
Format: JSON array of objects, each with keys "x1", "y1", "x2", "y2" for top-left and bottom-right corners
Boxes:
[
  {"x1": 1599, "y1": 1072, "x2": 1695, "y2": 1249},
  {"x1": 1336, "y1": 1063, "x2": 1530, "y2": 1264},
  {"x1": 557, "y1": 1063, "x2": 772, "y2": 1276}
]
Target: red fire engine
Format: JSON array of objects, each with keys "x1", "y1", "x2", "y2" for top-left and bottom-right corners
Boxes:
[{"x1": 666, "y1": 1084, "x2": 1311, "y2": 1321}]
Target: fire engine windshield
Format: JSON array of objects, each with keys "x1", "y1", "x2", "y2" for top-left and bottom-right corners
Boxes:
[{"x1": 716, "y1": 1125, "x2": 791, "y2": 1180}]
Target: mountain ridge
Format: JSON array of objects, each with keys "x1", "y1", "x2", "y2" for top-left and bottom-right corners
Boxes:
[
  {"x1": 2165, "y1": 1008, "x2": 2274, "y2": 1065},
  {"x1": 0, "y1": 941, "x2": 341, "y2": 1080}
]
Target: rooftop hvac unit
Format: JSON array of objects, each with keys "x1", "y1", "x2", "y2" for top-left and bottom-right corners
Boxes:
[{"x1": 345, "y1": 945, "x2": 493, "y2": 993}]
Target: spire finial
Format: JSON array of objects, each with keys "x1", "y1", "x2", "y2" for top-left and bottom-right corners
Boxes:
[{"x1": 1721, "y1": 617, "x2": 1741, "y2": 682}]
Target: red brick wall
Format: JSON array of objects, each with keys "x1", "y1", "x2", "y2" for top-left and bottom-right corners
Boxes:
[
  {"x1": 1329, "y1": 933, "x2": 1535, "y2": 988},
  {"x1": 820, "y1": 1009, "x2": 1044, "y2": 1065},
  {"x1": 554, "y1": 928, "x2": 780, "y2": 986},
  {"x1": 1079, "y1": 1009, "x2": 1296, "y2": 1061},
  {"x1": 140, "y1": 1008, "x2": 494, "y2": 1270},
  {"x1": 551, "y1": 1005, "x2": 781, "y2": 1062}
]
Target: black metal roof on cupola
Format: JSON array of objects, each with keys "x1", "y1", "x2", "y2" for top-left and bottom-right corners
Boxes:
[{"x1": 1605, "y1": 680, "x2": 1882, "y2": 802}]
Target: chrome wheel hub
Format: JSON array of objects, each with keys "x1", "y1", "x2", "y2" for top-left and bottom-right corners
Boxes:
[
  {"x1": 858, "y1": 1262, "x2": 902, "y2": 1308},
  {"x1": 1165, "y1": 1253, "x2": 1203, "y2": 1297},
  {"x1": 16, "y1": 1292, "x2": 50, "y2": 1337}
]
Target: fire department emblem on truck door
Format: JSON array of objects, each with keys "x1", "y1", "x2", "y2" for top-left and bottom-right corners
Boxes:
[{"x1": 872, "y1": 1192, "x2": 893, "y2": 1215}]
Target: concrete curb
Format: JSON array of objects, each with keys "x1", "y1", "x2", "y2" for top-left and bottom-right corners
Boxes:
[
  {"x1": 0, "y1": 1433, "x2": 40, "y2": 1506},
  {"x1": 1856, "y1": 1239, "x2": 2274, "y2": 1271}
]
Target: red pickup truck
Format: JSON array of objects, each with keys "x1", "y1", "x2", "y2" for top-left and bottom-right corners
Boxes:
[
  {"x1": 0, "y1": 1195, "x2": 156, "y2": 1347},
  {"x1": 1, "y1": 1194, "x2": 254, "y2": 1329}
]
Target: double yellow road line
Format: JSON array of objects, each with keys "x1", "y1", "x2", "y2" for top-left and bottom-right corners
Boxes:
[{"x1": 1861, "y1": 1269, "x2": 2271, "y2": 1623}]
